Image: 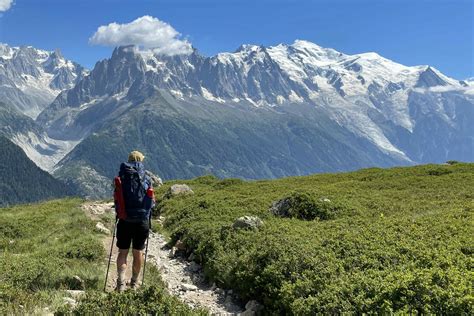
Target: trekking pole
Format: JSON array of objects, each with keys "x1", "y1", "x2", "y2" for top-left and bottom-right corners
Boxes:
[
  {"x1": 104, "y1": 217, "x2": 119, "y2": 292},
  {"x1": 142, "y1": 214, "x2": 151, "y2": 286}
]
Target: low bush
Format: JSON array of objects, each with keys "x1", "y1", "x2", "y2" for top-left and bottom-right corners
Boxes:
[
  {"x1": 156, "y1": 163, "x2": 474, "y2": 314},
  {"x1": 58, "y1": 266, "x2": 206, "y2": 315},
  {"x1": 285, "y1": 192, "x2": 342, "y2": 220}
]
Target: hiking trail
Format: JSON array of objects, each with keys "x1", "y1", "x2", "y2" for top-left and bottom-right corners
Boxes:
[{"x1": 82, "y1": 201, "x2": 245, "y2": 315}]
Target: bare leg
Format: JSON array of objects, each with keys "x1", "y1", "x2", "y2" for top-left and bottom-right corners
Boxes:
[
  {"x1": 116, "y1": 249, "x2": 129, "y2": 290},
  {"x1": 131, "y1": 249, "x2": 144, "y2": 284}
]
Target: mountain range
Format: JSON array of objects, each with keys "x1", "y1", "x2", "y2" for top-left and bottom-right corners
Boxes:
[{"x1": 0, "y1": 41, "x2": 472, "y2": 198}]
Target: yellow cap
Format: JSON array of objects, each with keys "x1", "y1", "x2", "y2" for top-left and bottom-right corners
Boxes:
[{"x1": 128, "y1": 150, "x2": 145, "y2": 162}]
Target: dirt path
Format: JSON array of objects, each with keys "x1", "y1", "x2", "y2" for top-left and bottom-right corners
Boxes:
[{"x1": 81, "y1": 201, "x2": 245, "y2": 315}]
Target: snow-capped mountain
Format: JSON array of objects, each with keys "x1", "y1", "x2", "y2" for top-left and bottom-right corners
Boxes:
[
  {"x1": 11, "y1": 40, "x2": 474, "y2": 196},
  {"x1": 0, "y1": 44, "x2": 87, "y2": 118},
  {"x1": 39, "y1": 40, "x2": 473, "y2": 157}
]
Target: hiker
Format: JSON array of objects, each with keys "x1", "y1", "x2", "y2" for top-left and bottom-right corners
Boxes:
[{"x1": 114, "y1": 150, "x2": 154, "y2": 292}]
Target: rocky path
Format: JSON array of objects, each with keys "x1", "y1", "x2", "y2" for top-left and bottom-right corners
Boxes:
[{"x1": 82, "y1": 201, "x2": 247, "y2": 315}]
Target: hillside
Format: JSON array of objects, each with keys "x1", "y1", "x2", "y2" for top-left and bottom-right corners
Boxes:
[
  {"x1": 0, "y1": 164, "x2": 472, "y2": 314},
  {"x1": 155, "y1": 163, "x2": 474, "y2": 314},
  {"x1": 0, "y1": 199, "x2": 203, "y2": 315},
  {"x1": 0, "y1": 136, "x2": 74, "y2": 206}
]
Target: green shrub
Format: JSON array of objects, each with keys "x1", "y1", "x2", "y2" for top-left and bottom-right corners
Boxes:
[
  {"x1": 446, "y1": 160, "x2": 460, "y2": 165},
  {"x1": 213, "y1": 178, "x2": 244, "y2": 188},
  {"x1": 156, "y1": 163, "x2": 474, "y2": 314},
  {"x1": 193, "y1": 174, "x2": 219, "y2": 185},
  {"x1": 287, "y1": 192, "x2": 338, "y2": 220},
  {"x1": 426, "y1": 167, "x2": 452, "y2": 176},
  {"x1": 58, "y1": 286, "x2": 207, "y2": 315}
]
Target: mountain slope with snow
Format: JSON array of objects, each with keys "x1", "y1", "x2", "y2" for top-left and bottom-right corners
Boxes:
[
  {"x1": 0, "y1": 44, "x2": 87, "y2": 118},
  {"x1": 18, "y1": 40, "x2": 474, "y2": 195}
]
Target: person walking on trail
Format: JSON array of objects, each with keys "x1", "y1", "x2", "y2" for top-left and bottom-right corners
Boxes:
[{"x1": 114, "y1": 150, "x2": 154, "y2": 292}]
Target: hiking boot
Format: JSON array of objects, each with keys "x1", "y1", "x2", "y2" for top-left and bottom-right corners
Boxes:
[
  {"x1": 130, "y1": 278, "x2": 140, "y2": 290},
  {"x1": 116, "y1": 280, "x2": 126, "y2": 292}
]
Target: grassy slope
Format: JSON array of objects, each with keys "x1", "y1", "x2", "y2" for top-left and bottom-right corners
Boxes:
[
  {"x1": 0, "y1": 199, "x2": 103, "y2": 313},
  {"x1": 0, "y1": 199, "x2": 205, "y2": 315},
  {"x1": 156, "y1": 163, "x2": 474, "y2": 314}
]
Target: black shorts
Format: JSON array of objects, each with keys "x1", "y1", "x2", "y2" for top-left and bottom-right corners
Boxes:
[{"x1": 116, "y1": 220, "x2": 150, "y2": 250}]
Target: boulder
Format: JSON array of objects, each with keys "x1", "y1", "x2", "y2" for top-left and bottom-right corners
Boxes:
[
  {"x1": 232, "y1": 216, "x2": 264, "y2": 231},
  {"x1": 166, "y1": 184, "x2": 194, "y2": 198},
  {"x1": 188, "y1": 261, "x2": 201, "y2": 272},
  {"x1": 181, "y1": 283, "x2": 198, "y2": 291},
  {"x1": 269, "y1": 198, "x2": 292, "y2": 217},
  {"x1": 65, "y1": 290, "x2": 85, "y2": 299},
  {"x1": 95, "y1": 222, "x2": 111, "y2": 235}
]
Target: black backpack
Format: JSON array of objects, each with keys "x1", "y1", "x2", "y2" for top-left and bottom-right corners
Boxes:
[{"x1": 119, "y1": 162, "x2": 151, "y2": 220}]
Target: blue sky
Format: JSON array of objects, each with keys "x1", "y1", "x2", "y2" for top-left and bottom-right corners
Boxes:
[{"x1": 0, "y1": 0, "x2": 472, "y2": 79}]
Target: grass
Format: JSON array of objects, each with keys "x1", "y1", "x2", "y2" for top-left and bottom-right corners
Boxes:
[
  {"x1": 155, "y1": 163, "x2": 474, "y2": 314},
  {"x1": 0, "y1": 199, "x2": 103, "y2": 314},
  {"x1": 0, "y1": 198, "x2": 206, "y2": 315}
]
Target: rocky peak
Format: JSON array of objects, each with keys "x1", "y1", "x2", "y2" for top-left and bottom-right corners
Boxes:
[{"x1": 415, "y1": 66, "x2": 449, "y2": 88}]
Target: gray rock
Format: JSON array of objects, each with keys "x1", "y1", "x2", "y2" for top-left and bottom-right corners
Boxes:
[
  {"x1": 269, "y1": 198, "x2": 292, "y2": 217},
  {"x1": 166, "y1": 184, "x2": 194, "y2": 197},
  {"x1": 188, "y1": 261, "x2": 201, "y2": 272},
  {"x1": 65, "y1": 290, "x2": 85, "y2": 299},
  {"x1": 224, "y1": 294, "x2": 234, "y2": 305},
  {"x1": 181, "y1": 283, "x2": 198, "y2": 291},
  {"x1": 168, "y1": 247, "x2": 178, "y2": 258},
  {"x1": 95, "y1": 222, "x2": 111, "y2": 235},
  {"x1": 232, "y1": 216, "x2": 264, "y2": 230},
  {"x1": 62, "y1": 297, "x2": 77, "y2": 307},
  {"x1": 245, "y1": 300, "x2": 263, "y2": 312}
]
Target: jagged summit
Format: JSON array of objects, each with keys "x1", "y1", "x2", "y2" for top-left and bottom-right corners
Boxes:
[{"x1": 0, "y1": 43, "x2": 87, "y2": 118}]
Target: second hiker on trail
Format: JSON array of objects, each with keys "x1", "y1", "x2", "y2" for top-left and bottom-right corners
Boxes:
[{"x1": 113, "y1": 150, "x2": 155, "y2": 292}]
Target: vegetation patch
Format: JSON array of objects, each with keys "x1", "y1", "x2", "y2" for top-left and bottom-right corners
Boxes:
[
  {"x1": 270, "y1": 191, "x2": 346, "y2": 220},
  {"x1": 156, "y1": 163, "x2": 474, "y2": 314},
  {"x1": 57, "y1": 266, "x2": 207, "y2": 315},
  {"x1": 0, "y1": 199, "x2": 102, "y2": 313},
  {"x1": 0, "y1": 199, "x2": 205, "y2": 315}
]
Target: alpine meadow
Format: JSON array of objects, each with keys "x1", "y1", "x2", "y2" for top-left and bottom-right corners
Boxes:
[{"x1": 0, "y1": 0, "x2": 473, "y2": 314}]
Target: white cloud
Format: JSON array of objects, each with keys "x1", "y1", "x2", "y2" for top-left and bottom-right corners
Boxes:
[
  {"x1": 0, "y1": 0, "x2": 13, "y2": 12},
  {"x1": 89, "y1": 15, "x2": 192, "y2": 56}
]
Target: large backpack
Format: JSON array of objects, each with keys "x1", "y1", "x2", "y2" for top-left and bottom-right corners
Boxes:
[{"x1": 117, "y1": 161, "x2": 152, "y2": 221}]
